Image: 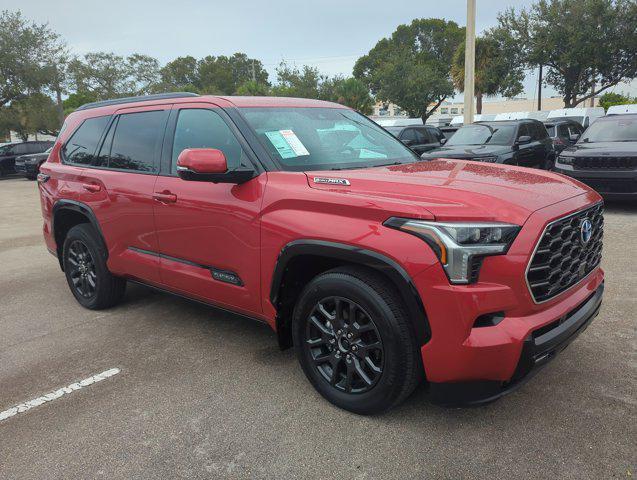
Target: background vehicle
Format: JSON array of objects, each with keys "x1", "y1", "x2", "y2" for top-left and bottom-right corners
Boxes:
[
  {"x1": 554, "y1": 113, "x2": 637, "y2": 198},
  {"x1": 15, "y1": 147, "x2": 52, "y2": 180},
  {"x1": 384, "y1": 125, "x2": 444, "y2": 154},
  {"x1": 543, "y1": 119, "x2": 584, "y2": 155},
  {"x1": 421, "y1": 119, "x2": 554, "y2": 169},
  {"x1": 606, "y1": 104, "x2": 637, "y2": 115},
  {"x1": 547, "y1": 107, "x2": 605, "y2": 129},
  {"x1": 0, "y1": 141, "x2": 53, "y2": 176},
  {"x1": 439, "y1": 126, "x2": 459, "y2": 140},
  {"x1": 39, "y1": 93, "x2": 604, "y2": 414}
]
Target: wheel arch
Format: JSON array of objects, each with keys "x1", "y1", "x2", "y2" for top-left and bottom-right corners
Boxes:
[
  {"x1": 52, "y1": 200, "x2": 108, "y2": 271},
  {"x1": 270, "y1": 240, "x2": 431, "y2": 350}
]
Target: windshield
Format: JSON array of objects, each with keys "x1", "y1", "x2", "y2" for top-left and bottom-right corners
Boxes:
[
  {"x1": 559, "y1": 116, "x2": 584, "y2": 126},
  {"x1": 240, "y1": 107, "x2": 418, "y2": 171},
  {"x1": 580, "y1": 118, "x2": 637, "y2": 143},
  {"x1": 446, "y1": 124, "x2": 516, "y2": 146},
  {"x1": 0, "y1": 145, "x2": 11, "y2": 155}
]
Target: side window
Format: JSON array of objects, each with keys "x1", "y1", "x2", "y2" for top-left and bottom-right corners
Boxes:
[
  {"x1": 171, "y1": 108, "x2": 247, "y2": 174},
  {"x1": 534, "y1": 123, "x2": 548, "y2": 139},
  {"x1": 94, "y1": 118, "x2": 117, "y2": 168},
  {"x1": 14, "y1": 144, "x2": 28, "y2": 155},
  {"x1": 413, "y1": 128, "x2": 429, "y2": 144},
  {"x1": 517, "y1": 124, "x2": 530, "y2": 139},
  {"x1": 63, "y1": 116, "x2": 110, "y2": 165},
  {"x1": 109, "y1": 110, "x2": 166, "y2": 172},
  {"x1": 557, "y1": 124, "x2": 570, "y2": 139},
  {"x1": 400, "y1": 129, "x2": 418, "y2": 143}
]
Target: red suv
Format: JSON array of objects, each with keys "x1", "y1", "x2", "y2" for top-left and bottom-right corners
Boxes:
[{"x1": 38, "y1": 93, "x2": 604, "y2": 414}]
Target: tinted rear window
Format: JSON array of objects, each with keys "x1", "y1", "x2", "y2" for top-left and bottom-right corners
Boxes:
[
  {"x1": 63, "y1": 116, "x2": 110, "y2": 165},
  {"x1": 108, "y1": 110, "x2": 166, "y2": 172}
]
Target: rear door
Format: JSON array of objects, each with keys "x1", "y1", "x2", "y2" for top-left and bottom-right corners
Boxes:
[
  {"x1": 76, "y1": 105, "x2": 170, "y2": 283},
  {"x1": 152, "y1": 101, "x2": 265, "y2": 316}
]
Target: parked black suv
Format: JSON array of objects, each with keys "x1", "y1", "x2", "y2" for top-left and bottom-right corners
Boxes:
[
  {"x1": 554, "y1": 114, "x2": 637, "y2": 198},
  {"x1": 385, "y1": 125, "x2": 444, "y2": 155},
  {"x1": 15, "y1": 147, "x2": 52, "y2": 180},
  {"x1": 0, "y1": 141, "x2": 54, "y2": 176},
  {"x1": 544, "y1": 119, "x2": 584, "y2": 155},
  {"x1": 420, "y1": 119, "x2": 554, "y2": 169}
]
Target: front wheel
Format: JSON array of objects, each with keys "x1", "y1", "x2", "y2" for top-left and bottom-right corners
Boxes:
[{"x1": 292, "y1": 266, "x2": 422, "y2": 414}]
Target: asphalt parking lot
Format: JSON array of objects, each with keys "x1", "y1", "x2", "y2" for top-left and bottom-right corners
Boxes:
[{"x1": 0, "y1": 176, "x2": 635, "y2": 479}]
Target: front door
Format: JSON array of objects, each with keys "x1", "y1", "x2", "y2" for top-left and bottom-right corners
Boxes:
[{"x1": 152, "y1": 103, "x2": 265, "y2": 316}]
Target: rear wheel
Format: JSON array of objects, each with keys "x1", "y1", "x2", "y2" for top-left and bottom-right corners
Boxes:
[
  {"x1": 292, "y1": 266, "x2": 421, "y2": 414},
  {"x1": 63, "y1": 224, "x2": 126, "y2": 309}
]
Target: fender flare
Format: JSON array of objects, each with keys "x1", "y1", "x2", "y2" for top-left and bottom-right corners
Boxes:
[
  {"x1": 270, "y1": 240, "x2": 431, "y2": 346},
  {"x1": 51, "y1": 199, "x2": 108, "y2": 268}
]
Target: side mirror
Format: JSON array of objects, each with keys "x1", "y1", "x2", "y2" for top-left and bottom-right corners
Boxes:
[
  {"x1": 517, "y1": 135, "x2": 532, "y2": 145},
  {"x1": 176, "y1": 148, "x2": 254, "y2": 184},
  {"x1": 569, "y1": 133, "x2": 580, "y2": 142}
]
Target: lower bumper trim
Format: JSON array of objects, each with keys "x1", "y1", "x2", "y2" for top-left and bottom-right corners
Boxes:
[{"x1": 429, "y1": 282, "x2": 604, "y2": 407}]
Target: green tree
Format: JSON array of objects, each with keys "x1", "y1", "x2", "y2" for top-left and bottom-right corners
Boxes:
[
  {"x1": 598, "y1": 92, "x2": 634, "y2": 110},
  {"x1": 62, "y1": 91, "x2": 98, "y2": 116},
  {"x1": 319, "y1": 77, "x2": 374, "y2": 114},
  {"x1": 236, "y1": 80, "x2": 269, "y2": 96},
  {"x1": 498, "y1": 0, "x2": 637, "y2": 108},
  {"x1": 0, "y1": 93, "x2": 61, "y2": 141},
  {"x1": 451, "y1": 31, "x2": 524, "y2": 114},
  {"x1": 68, "y1": 52, "x2": 160, "y2": 99},
  {"x1": 271, "y1": 63, "x2": 324, "y2": 98},
  {"x1": 0, "y1": 10, "x2": 65, "y2": 107},
  {"x1": 158, "y1": 56, "x2": 199, "y2": 92},
  {"x1": 354, "y1": 18, "x2": 465, "y2": 123},
  {"x1": 159, "y1": 53, "x2": 269, "y2": 95}
]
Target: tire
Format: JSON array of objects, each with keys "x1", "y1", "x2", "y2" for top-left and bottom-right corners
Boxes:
[
  {"x1": 62, "y1": 224, "x2": 126, "y2": 310},
  {"x1": 292, "y1": 266, "x2": 422, "y2": 415}
]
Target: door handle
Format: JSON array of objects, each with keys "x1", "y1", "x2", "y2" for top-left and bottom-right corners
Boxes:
[
  {"x1": 82, "y1": 183, "x2": 101, "y2": 193},
  {"x1": 153, "y1": 191, "x2": 177, "y2": 204}
]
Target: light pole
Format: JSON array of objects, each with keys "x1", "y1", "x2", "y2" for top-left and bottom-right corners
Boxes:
[{"x1": 463, "y1": 0, "x2": 476, "y2": 125}]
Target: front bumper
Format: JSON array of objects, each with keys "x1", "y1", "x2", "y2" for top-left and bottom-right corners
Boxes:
[
  {"x1": 14, "y1": 162, "x2": 38, "y2": 175},
  {"x1": 553, "y1": 164, "x2": 637, "y2": 198},
  {"x1": 428, "y1": 282, "x2": 603, "y2": 406}
]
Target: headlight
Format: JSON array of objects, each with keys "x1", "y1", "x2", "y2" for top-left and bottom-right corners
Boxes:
[
  {"x1": 385, "y1": 218, "x2": 521, "y2": 284},
  {"x1": 557, "y1": 155, "x2": 574, "y2": 165}
]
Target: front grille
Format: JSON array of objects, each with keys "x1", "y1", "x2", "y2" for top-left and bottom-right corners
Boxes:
[
  {"x1": 574, "y1": 156, "x2": 637, "y2": 170},
  {"x1": 526, "y1": 203, "x2": 603, "y2": 303},
  {"x1": 582, "y1": 178, "x2": 637, "y2": 194}
]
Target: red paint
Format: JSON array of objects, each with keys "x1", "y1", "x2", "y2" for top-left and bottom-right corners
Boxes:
[
  {"x1": 177, "y1": 148, "x2": 228, "y2": 173},
  {"x1": 39, "y1": 95, "x2": 604, "y2": 386}
]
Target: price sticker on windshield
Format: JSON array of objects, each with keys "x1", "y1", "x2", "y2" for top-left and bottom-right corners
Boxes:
[{"x1": 265, "y1": 130, "x2": 310, "y2": 159}]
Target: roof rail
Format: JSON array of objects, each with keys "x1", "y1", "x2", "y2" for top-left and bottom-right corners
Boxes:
[{"x1": 76, "y1": 92, "x2": 200, "y2": 111}]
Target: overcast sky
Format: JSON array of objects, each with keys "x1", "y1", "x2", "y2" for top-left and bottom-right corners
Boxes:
[{"x1": 7, "y1": 0, "x2": 636, "y2": 101}]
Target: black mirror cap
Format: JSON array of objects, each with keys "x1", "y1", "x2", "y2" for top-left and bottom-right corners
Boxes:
[{"x1": 177, "y1": 167, "x2": 256, "y2": 184}]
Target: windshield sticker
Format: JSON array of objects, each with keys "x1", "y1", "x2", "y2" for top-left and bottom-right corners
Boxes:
[
  {"x1": 265, "y1": 130, "x2": 310, "y2": 159},
  {"x1": 359, "y1": 148, "x2": 387, "y2": 159}
]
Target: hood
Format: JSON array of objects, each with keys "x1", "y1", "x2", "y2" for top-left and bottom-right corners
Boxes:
[
  {"x1": 421, "y1": 144, "x2": 511, "y2": 159},
  {"x1": 306, "y1": 160, "x2": 590, "y2": 225},
  {"x1": 561, "y1": 141, "x2": 637, "y2": 157}
]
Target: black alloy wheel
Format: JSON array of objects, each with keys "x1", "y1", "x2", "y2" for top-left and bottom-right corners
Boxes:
[
  {"x1": 67, "y1": 239, "x2": 98, "y2": 298},
  {"x1": 305, "y1": 296, "x2": 384, "y2": 394},
  {"x1": 62, "y1": 224, "x2": 126, "y2": 310}
]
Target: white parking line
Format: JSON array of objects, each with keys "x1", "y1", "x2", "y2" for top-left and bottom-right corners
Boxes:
[{"x1": 0, "y1": 367, "x2": 120, "y2": 422}]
